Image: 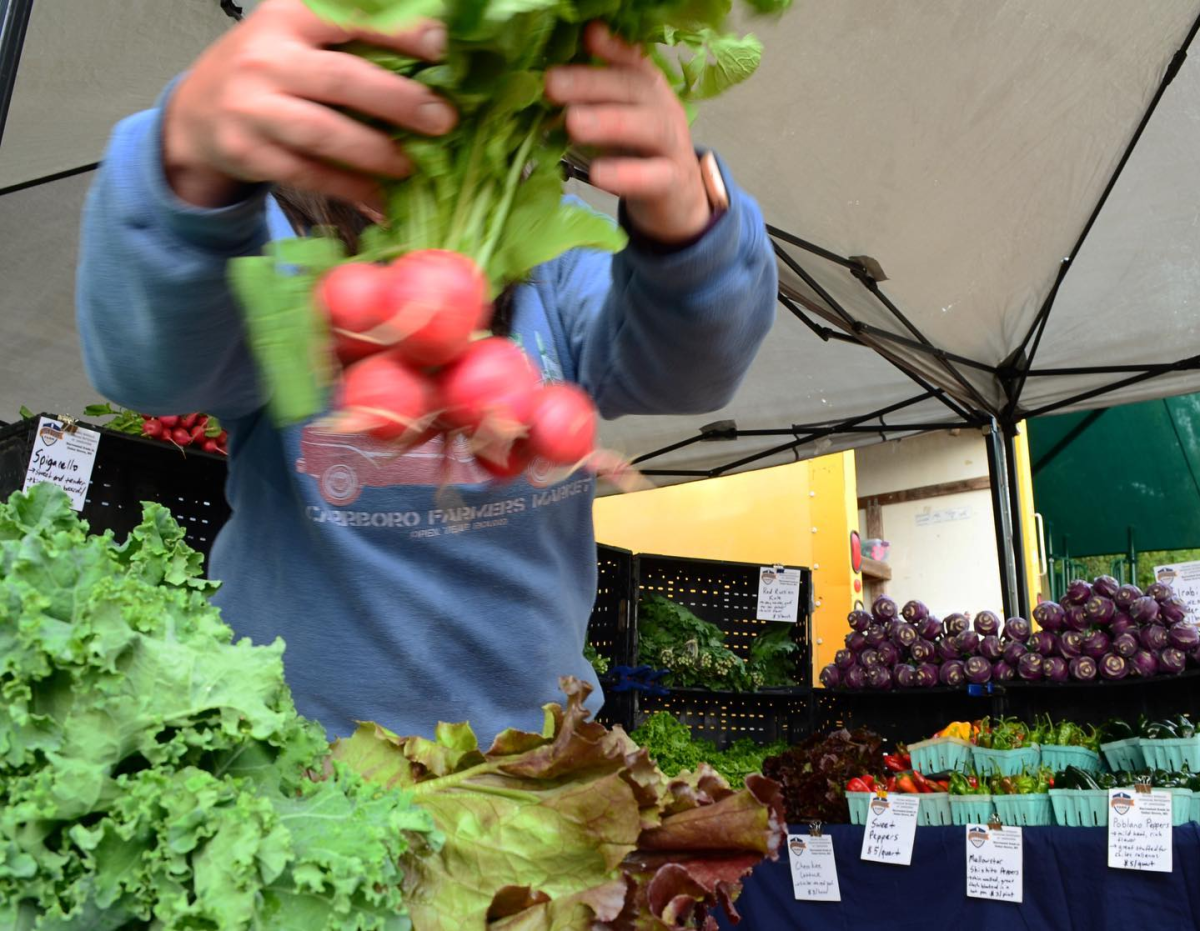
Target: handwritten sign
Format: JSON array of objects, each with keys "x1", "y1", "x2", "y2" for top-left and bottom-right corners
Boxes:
[
  {"x1": 861, "y1": 793, "x2": 919, "y2": 866},
  {"x1": 787, "y1": 834, "x2": 840, "y2": 902},
  {"x1": 23, "y1": 418, "x2": 100, "y2": 511},
  {"x1": 757, "y1": 566, "x2": 802, "y2": 623},
  {"x1": 1153, "y1": 561, "x2": 1200, "y2": 624},
  {"x1": 965, "y1": 824, "x2": 1023, "y2": 903},
  {"x1": 1108, "y1": 788, "x2": 1172, "y2": 873}
]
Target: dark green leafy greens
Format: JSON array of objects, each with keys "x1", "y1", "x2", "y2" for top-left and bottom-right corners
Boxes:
[
  {"x1": 231, "y1": 0, "x2": 791, "y2": 425},
  {"x1": 630, "y1": 712, "x2": 786, "y2": 789}
]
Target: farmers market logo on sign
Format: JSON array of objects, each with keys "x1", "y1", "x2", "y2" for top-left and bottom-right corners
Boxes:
[
  {"x1": 38, "y1": 423, "x2": 63, "y2": 447},
  {"x1": 1111, "y1": 792, "x2": 1134, "y2": 815},
  {"x1": 967, "y1": 827, "x2": 988, "y2": 848},
  {"x1": 789, "y1": 838, "x2": 806, "y2": 856},
  {"x1": 760, "y1": 569, "x2": 777, "y2": 585},
  {"x1": 870, "y1": 797, "x2": 890, "y2": 816}
]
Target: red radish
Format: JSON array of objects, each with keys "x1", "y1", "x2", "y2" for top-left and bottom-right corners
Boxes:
[
  {"x1": 181, "y1": 413, "x2": 199, "y2": 430},
  {"x1": 159, "y1": 415, "x2": 180, "y2": 428},
  {"x1": 216, "y1": 430, "x2": 228, "y2": 446},
  {"x1": 437, "y1": 338, "x2": 539, "y2": 434},
  {"x1": 190, "y1": 424, "x2": 207, "y2": 443},
  {"x1": 196, "y1": 415, "x2": 209, "y2": 430},
  {"x1": 474, "y1": 437, "x2": 532, "y2": 481},
  {"x1": 172, "y1": 427, "x2": 193, "y2": 447},
  {"x1": 527, "y1": 383, "x2": 597, "y2": 465},
  {"x1": 142, "y1": 418, "x2": 165, "y2": 439},
  {"x1": 316, "y1": 262, "x2": 394, "y2": 364},
  {"x1": 336, "y1": 353, "x2": 437, "y2": 442},
  {"x1": 201, "y1": 439, "x2": 220, "y2": 453},
  {"x1": 383, "y1": 250, "x2": 490, "y2": 367}
]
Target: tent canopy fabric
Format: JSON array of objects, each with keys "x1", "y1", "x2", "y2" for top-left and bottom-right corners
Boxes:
[
  {"x1": 4, "y1": 1, "x2": 1200, "y2": 485},
  {"x1": 1028, "y1": 393, "x2": 1200, "y2": 559}
]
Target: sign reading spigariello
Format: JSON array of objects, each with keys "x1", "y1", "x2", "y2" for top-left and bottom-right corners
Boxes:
[
  {"x1": 22, "y1": 417, "x2": 100, "y2": 512},
  {"x1": 757, "y1": 565, "x2": 802, "y2": 623},
  {"x1": 1153, "y1": 561, "x2": 1200, "y2": 623}
]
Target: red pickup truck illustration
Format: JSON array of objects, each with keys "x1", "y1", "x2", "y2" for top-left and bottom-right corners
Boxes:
[{"x1": 295, "y1": 426, "x2": 493, "y2": 505}]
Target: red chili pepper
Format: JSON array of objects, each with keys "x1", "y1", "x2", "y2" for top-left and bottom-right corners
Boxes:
[
  {"x1": 896, "y1": 774, "x2": 919, "y2": 794},
  {"x1": 968, "y1": 775, "x2": 979, "y2": 789},
  {"x1": 863, "y1": 775, "x2": 876, "y2": 790},
  {"x1": 883, "y1": 755, "x2": 906, "y2": 772},
  {"x1": 935, "y1": 779, "x2": 950, "y2": 792},
  {"x1": 911, "y1": 771, "x2": 932, "y2": 793},
  {"x1": 886, "y1": 776, "x2": 898, "y2": 792},
  {"x1": 847, "y1": 777, "x2": 871, "y2": 793}
]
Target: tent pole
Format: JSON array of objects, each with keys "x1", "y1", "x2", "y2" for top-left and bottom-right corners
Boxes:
[
  {"x1": 0, "y1": 0, "x2": 34, "y2": 148},
  {"x1": 985, "y1": 420, "x2": 1021, "y2": 619},
  {"x1": 1003, "y1": 423, "x2": 1031, "y2": 617}
]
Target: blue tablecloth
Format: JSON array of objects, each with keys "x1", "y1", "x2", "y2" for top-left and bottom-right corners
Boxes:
[{"x1": 718, "y1": 824, "x2": 1200, "y2": 930}]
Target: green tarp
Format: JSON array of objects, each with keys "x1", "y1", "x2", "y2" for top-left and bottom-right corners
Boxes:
[{"x1": 1028, "y1": 394, "x2": 1200, "y2": 558}]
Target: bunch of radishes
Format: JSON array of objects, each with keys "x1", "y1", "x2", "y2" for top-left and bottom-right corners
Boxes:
[
  {"x1": 141, "y1": 412, "x2": 228, "y2": 456},
  {"x1": 317, "y1": 250, "x2": 597, "y2": 480}
]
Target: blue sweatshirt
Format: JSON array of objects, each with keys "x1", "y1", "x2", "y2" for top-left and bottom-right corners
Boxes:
[{"x1": 75, "y1": 94, "x2": 777, "y2": 745}]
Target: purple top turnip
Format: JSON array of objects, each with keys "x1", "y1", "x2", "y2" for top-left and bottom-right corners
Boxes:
[
  {"x1": 1130, "y1": 596, "x2": 1160, "y2": 624},
  {"x1": 955, "y1": 630, "x2": 981, "y2": 656},
  {"x1": 1112, "y1": 631, "x2": 1139, "y2": 658},
  {"x1": 1002, "y1": 640, "x2": 1028, "y2": 665},
  {"x1": 835, "y1": 648, "x2": 856, "y2": 670},
  {"x1": 1092, "y1": 575, "x2": 1120, "y2": 599},
  {"x1": 1003, "y1": 616, "x2": 1031, "y2": 642},
  {"x1": 820, "y1": 664, "x2": 841, "y2": 688},
  {"x1": 915, "y1": 663, "x2": 939, "y2": 688},
  {"x1": 1100, "y1": 653, "x2": 1128, "y2": 680},
  {"x1": 974, "y1": 611, "x2": 1001, "y2": 637},
  {"x1": 1065, "y1": 579, "x2": 1092, "y2": 604},
  {"x1": 1018, "y1": 652, "x2": 1044, "y2": 680},
  {"x1": 1033, "y1": 602, "x2": 1064, "y2": 631},
  {"x1": 1158, "y1": 647, "x2": 1186, "y2": 675},
  {"x1": 864, "y1": 624, "x2": 887, "y2": 647},
  {"x1": 1069, "y1": 656, "x2": 1097, "y2": 681},
  {"x1": 1161, "y1": 596, "x2": 1188, "y2": 625},
  {"x1": 847, "y1": 610, "x2": 872, "y2": 632},
  {"x1": 1139, "y1": 624, "x2": 1169, "y2": 652},
  {"x1": 1085, "y1": 595, "x2": 1115, "y2": 625},
  {"x1": 876, "y1": 641, "x2": 901, "y2": 667},
  {"x1": 902, "y1": 600, "x2": 929, "y2": 623},
  {"x1": 1082, "y1": 630, "x2": 1111, "y2": 659},
  {"x1": 918, "y1": 616, "x2": 944, "y2": 641},
  {"x1": 1058, "y1": 630, "x2": 1083, "y2": 660},
  {"x1": 1168, "y1": 623, "x2": 1199, "y2": 651},
  {"x1": 1130, "y1": 650, "x2": 1158, "y2": 678},
  {"x1": 1114, "y1": 584, "x2": 1142, "y2": 610},
  {"x1": 859, "y1": 648, "x2": 882, "y2": 669},
  {"x1": 980, "y1": 635, "x2": 1004, "y2": 662},
  {"x1": 944, "y1": 613, "x2": 968, "y2": 637},
  {"x1": 1146, "y1": 581, "x2": 1174, "y2": 603},
  {"x1": 866, "y1": 666, "x2": 894, "y2": 690},
  {"x1": 1063, "y1": 605, "x2": 1089, "y2": 632},
  {"x1": 1043, "y1": 656, "x2": 1069, "y2": 682},
  {"x1": 940, "y1": 660, "x2": 966, "y2": 687},
  {"x1": 892, "y1": 621, "x2": 919, "y2": 650},
  {"x1": 872, "y1": 595, "x2": 899, "y2": 620},
  {"x1": 910, "y1": 638, "x2": 936, "y2": 663},
  {"x1": 843, "y1": 664, "x2": 867, "y2": 690},
  {"x1": 845, "y1": 631, "x2": 867, "y2": 653},
  {"x1": 1109, "y1": 612, "x2": 1135, "y2": 637},
  {"x1": 965, "y1": 655, "x2": 992, "y2": 684},
  {"x1": 992, "y1": 660, "x2": 1015, "y2": 682}
]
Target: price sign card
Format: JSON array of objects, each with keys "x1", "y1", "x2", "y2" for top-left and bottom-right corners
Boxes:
[
  {"x1": 861, "y1": 793, "x2": 919, "y2": 866},
  {"x1": 965, "y1": 824, "x2": 1023, "y2": 903},
  {"x1": 787, "y1": 834, "x2": 840, "y2": 902},
  {"x1": 757, "y1": 566, "x2": 802, "y2": 623},
  {"x1": 23, "y1": 418, "x2": 100, "y2": 511},
  {"x1": 1108, "y1": 789, "x2": 1172, "y2": 872}
]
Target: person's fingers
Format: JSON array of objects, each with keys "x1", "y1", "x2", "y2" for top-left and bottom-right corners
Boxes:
[
  {"x1": 274, "y1": 0, "x2": 447, "y2": 60},
  {"x1": 545, "y1": 64, "x2": 655, "y2": 106},
  {"x1": 587, "y1": 156, "x2": 678, "y2": 200},
  {"x1": 243, "y1": 142, "x2": 384, "y2": 206},
  {"x1": 283, "y1": 48, "x2": 456, "y2": 135},
  {"x1": 582, "y1": 21, "x2": 651, "y2": 71},
  {"x1": 565, "y1": 105, "x2": 681, "y2": 156},
  {"x1": 247, "y1": 96, "x2": 413, "y2": 178}
]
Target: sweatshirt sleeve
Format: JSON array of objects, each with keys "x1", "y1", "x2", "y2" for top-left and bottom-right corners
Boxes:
[
  {"x1": 75, "y1": 84, "x2": 271, "y2": 419},
  {"x1": 555, "y1": 157, "x2": 777, "y2": 420}
]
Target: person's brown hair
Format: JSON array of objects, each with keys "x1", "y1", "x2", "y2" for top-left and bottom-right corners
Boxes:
[{"x1": 272, "y1": 187, "x2": 517, "y2": 337}]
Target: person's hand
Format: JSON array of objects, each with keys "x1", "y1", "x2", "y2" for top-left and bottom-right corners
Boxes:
[
  {"x1": 546, "y1": 23, "x2": 711, "y2": 245},
  {"x1": 163, "y1": 0, "x2": 456, "y2": 210}
]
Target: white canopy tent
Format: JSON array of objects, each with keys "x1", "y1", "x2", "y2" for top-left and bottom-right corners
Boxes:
[{"x1": 5, "y1": 0, "x2": 1200, "y2": 614}]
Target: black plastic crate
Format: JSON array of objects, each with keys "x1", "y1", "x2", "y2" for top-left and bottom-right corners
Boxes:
[
  {"x1": 635, "y1": 689, "x2": 811, "y2": 750},
  {"x1": 0, "y1": 414, "x2": 231, "y2": 562},
  {"x1": 995, "y1": 671, "x2": 1200, "y2": 728},
  {"x1": 635, "y1": 553, "x2": 813, "y2": 687},
  {"x1": 814, "y1": 687, "x2": 992, "y2": 751},
  {"x1": 588, "y1": 544, "x2": 635, "y2": 731}
]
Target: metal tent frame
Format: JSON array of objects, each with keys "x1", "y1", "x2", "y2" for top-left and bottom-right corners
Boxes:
[{"x1": 3, "y1": 0, "x2": 1200, "y2": 620}]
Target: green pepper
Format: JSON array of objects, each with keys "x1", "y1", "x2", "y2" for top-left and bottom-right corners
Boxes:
[
  {"x1": 1097, "y1": 772, "x2": 1119, "y2": 790},
  {"x1": 1175, "y1": 714, "x2": 1195, "y2": 739}
]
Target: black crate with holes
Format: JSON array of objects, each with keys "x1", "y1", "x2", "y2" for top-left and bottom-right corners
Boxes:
[
  {"x1": 814, "y1": 687, "x2": 991, "y2": 752},
  {"x1": 588, "y1": 544, "x2": 636, "y2": 731},
  {"x1": 0, "y1": 414, "x2": 230, "y2": 562},
  {"x1": 631, "y1": 554, "x2": 814, "y2": 749}
]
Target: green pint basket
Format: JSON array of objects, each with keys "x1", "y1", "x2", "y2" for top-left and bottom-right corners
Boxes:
[
  {"x1": 972, "y1": 746, "x2": 1041, "y2": 777},
  {"x1": 846, "y1": 791, "x2": 871, "y2": 826},
  {"x1": 949, "y1": 794, "x2": 995, "y2": 826},
  {"x1": 1140, "y1": 737, "x2": 1200, "y2": 773},
  {"x1": 992, "y1": 793, "x2": 1053, "y2": 826},
  {"x1": 917, "y1": 793, "x2": 953, "y2": 826},
  {"x1": 1049, "y1": 789, "x2": 1108, "y2": 827},
  {"x1": 1040, "y1": 745, "x2": 1102, "y2": 774},
  {"x1": 907, "y1": 737, "x2": 973, "y2": 774},
  {"x1": 1100, "y1": 738, "x2": 1144, "y2": 772}
]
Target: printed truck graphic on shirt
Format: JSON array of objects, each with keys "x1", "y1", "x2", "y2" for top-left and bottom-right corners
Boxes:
[{"x1": 296, "y1": 426, "x2": 494, "y2": 505}]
